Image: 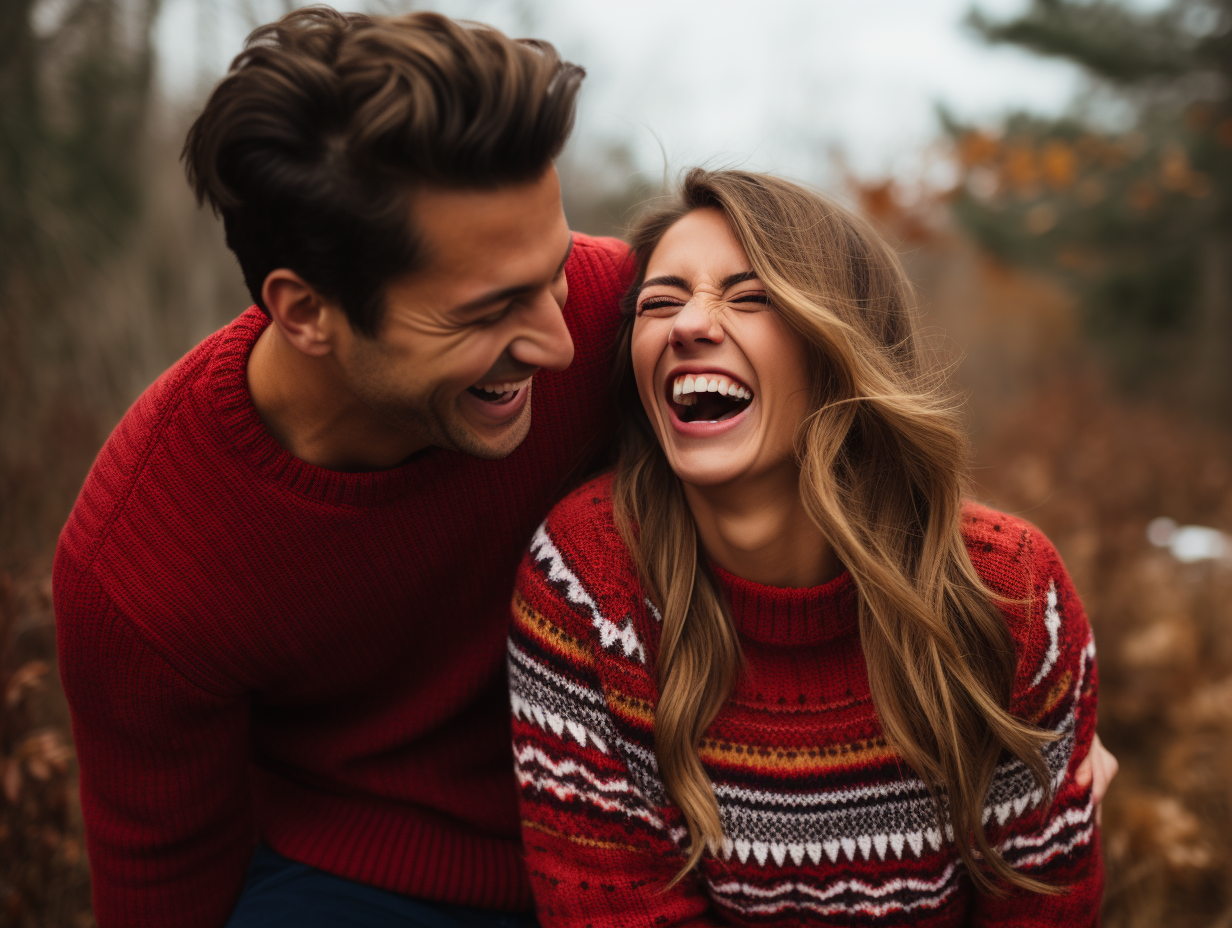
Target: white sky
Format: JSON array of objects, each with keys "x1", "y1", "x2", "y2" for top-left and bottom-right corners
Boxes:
[{"x1": 153, "y1": 0, "x2": 1165, "y2": 185}]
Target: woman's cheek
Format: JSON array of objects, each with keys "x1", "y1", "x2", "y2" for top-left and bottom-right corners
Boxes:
[{"x1": 630, "y1": 320, "x2": 664, "y2": 428}]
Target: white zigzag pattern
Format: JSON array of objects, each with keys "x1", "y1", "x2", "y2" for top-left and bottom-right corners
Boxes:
[
  {"x1": 514, "y1": 742, "x2": 639, "y2": 796},
  {"x1": 1005, "y1": 823, "x2": 1094, "y2": 869},
  {"x1": 707, "y1": 858, "x2": 960, "y2": 914},
  {"x1": 530, "y1": 523, "x2": 645, "y2": 663},
  {"x1": 714, "y1": 882, "x2": 960, "y2": 921},
  {"x1": 1030, "y1": 579, "x2": 1062, "y2": 688},
  {"x1": 515, "y1": 753, "x2": 666, "y2": 832},
  {"x1": 511, "y1": 693, "x2": 609, "y2": 753},
  {"x1": 1001, "y1": 794, "x2": 1094, "y2": 852},
  {"x1": 714, "y1": 883, "x2": 960, "y2": 920}
]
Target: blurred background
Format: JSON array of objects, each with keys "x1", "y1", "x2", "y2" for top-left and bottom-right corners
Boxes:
[{"x1": 1, "y1": 0, "x2": 1230, "y2": 924}]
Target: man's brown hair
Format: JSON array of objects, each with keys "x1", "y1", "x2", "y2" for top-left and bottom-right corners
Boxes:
[{"x1": 183, "y1": 6, "x2": 584, "y2": 336}]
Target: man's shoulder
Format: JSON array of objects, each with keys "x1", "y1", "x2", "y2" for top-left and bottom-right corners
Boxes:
[
  {"x1": 56, "y1": 311, "x2": 258, "y2": 575},
  {"x1": 567, "y1": 232, "x2": 631, "y2": 279},
  {"x1": 560, "y1": 232, "x2": 632, "y2": 334}
]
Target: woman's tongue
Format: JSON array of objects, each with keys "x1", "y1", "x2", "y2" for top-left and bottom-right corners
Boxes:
[{"x1": 678, "y1": 391, "x2": 746, "y2": 423}]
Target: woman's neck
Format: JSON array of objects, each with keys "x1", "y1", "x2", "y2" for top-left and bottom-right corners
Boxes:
[{"x1": 682, "y1": 464, "x2": 842, "y2": 589}]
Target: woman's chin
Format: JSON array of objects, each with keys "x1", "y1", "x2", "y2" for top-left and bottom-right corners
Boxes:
[{"x1": 663, "y1": 452, "x2": 752, "y2": 489}]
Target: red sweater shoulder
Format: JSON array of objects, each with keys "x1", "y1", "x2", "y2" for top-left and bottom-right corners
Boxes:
[
  {"x1": 56, "y1": 324, "x2": 229, "y2": 576},
  {"x1": 961, "y1": 502, "x2": 1094, "y2": 725},
  {"x1": 524, "y1": 472, "x2": 649, "y2": 661}
]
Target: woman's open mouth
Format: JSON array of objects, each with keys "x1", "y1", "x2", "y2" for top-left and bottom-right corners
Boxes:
[{"x1": 665, "y1": 372, "x2": 753, "y2": 425}]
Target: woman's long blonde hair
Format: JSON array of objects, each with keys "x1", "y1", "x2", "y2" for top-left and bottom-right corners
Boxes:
[{"x1": 611, "y1": 169, "x2": 1056, "y2": 894}]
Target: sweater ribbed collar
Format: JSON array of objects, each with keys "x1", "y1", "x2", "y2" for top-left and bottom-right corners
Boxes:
[
  {"x1": 207, "y1": 307, "x2": 443, "y2": 507},
  {"x1": 711, "y1": 562, "x2": 858, "y2": 647}
]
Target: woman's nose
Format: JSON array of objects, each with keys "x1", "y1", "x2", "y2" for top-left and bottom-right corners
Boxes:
[{"x1": 669, "y1": 299, "x2": 725, "y2": 350}]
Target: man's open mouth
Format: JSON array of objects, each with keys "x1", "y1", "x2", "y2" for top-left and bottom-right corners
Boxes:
[
  {"x1": 666, "y1": 372, "x2": 754, "y2": 424},
  {"x1": 467, "y1": 377, "x2": 532, "y2": 405}
]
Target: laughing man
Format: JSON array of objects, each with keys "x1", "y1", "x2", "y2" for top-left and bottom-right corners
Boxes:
[{"x1": 54, "y1": 9, "x2": 625, "y2": 927}]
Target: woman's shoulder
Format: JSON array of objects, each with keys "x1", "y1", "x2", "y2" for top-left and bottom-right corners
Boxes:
[
  {"x1": 516, "y1": 472, "x2": 651, "y2": 663},
  {"x1": 539, "y1": 472, "x2": 622, "y2": 545},
  {"x1": 960, "y1": 501, "x2": 1071, "y2": 599},
  {"x1": 961, "y1": 501, "x2": 1095, "y2": 713}
]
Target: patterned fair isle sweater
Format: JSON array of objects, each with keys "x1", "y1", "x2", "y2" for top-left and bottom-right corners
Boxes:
[{"x1": 508, "y1": 474, "x2": 1102, "y2": 927}]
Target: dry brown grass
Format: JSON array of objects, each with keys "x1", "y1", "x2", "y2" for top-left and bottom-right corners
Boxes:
[{"x1": 0, "y1": 564, "x2": 91, "y2": 928}]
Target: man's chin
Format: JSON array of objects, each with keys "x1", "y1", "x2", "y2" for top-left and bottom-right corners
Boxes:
[{"x1": 445, "y1": 401, "x2": 533, "y2": 460}]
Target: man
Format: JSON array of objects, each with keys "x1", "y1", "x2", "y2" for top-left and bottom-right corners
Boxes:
[
  {"x1": 55, "y1": 7, "x2": 1116, "y2": 927},
  {"x1": 54, "y1": 9, "x2": 626, "y2": 926}
]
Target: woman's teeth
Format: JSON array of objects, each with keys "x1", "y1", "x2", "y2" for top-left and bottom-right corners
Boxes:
[{"x1": 671, "y1": 373, "x2": 753, "y2": 406}]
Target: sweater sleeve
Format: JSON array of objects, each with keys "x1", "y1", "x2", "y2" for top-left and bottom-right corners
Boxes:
[
  {"x1": 508, "y1": 523, "x2": 718, "y2": 928},
  {"x1": 970, "y1": 529, "x2": 1103, "y2": 927},
  {"x1": 55, "y1": 557, "x2": 254, "y2": 928}
]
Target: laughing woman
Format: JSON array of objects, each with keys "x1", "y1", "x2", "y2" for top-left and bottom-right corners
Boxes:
[{"x1": 508, "y1": 169, "x2": 1102, "y2": 926}]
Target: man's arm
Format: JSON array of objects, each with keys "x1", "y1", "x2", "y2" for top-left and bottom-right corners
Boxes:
[{"x1": 56, "y1": 559, "x2": 254, "y2": 928}]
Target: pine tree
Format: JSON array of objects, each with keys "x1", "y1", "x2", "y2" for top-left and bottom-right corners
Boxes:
[{"x1": 948, "y1": 0, "x2": 1231, "y2": 408}]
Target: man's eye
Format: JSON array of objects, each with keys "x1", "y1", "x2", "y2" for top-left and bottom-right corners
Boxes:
[
  {"x1": 474, "y1": 304, "x2": 514, "y2": 326},
  {"x1": 637, "y1": 297, "x2": 682, "y2": 316}
]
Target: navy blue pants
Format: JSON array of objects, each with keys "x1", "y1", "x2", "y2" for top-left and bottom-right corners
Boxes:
[{"x1": 226, "y1": 845, "x2": 540, "y2": 928}]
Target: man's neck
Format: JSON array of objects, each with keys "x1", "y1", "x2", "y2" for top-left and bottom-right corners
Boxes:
[
  {"x1": 683, "y1": 465, "x2": 842, "y2": 589},
  {"x1": 246, "y1": 323, "x2": 427, "y2": 472}
]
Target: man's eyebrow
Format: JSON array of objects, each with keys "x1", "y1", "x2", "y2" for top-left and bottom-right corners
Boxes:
[{"x1": 453, "y1": 235, "x2": 574, "y2": 315}]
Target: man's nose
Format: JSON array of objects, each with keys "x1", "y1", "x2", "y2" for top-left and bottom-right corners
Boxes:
[
  {"x1": 507, "y1": 288, "x2": 575, "y2": 373},
  {"x1": 670, "y1": 298, "x2": 725, "y2": 350}
]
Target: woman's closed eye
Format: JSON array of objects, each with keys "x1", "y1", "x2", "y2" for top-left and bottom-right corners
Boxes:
[
  {"x1": 728, "y1": 291, "x2": 769, "y2": 307},
  {"x1": 637, "y1": 296, "x2": 685, "y2": 317},
  {"x1": 637, "y1": 291, "x2": 769, "y2": 317}
]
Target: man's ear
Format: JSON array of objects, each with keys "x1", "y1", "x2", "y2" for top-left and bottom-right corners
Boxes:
[{"x1": 261, "y1": 269, "x2": 343, "y2": 358}]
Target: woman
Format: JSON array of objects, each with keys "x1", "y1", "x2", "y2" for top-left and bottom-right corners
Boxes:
[{"x1": 508, "y1": 169, "x2": 1102, "y2": 926}]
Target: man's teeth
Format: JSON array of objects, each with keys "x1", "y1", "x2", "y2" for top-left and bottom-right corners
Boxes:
[
  {"x1": 474, "y1": 377, "x2": 531, "y2": 395},
  {"x1": 671, "y1": 373, "x2": 753, "y2": 405}
]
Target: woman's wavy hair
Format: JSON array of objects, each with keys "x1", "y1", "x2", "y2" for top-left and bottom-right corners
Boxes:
[{"x1": 611, "y1": 168, "x2": 1057, "y2": 894}]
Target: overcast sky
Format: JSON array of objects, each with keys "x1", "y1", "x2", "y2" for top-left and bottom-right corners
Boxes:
[{"x1": 154, "y1": 0, "x2": 1163, "y2": 185}]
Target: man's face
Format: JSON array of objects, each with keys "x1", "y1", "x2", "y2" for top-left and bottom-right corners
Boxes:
[{"x1": 334, "y1": 166, "x2": 575, "y2": 460}]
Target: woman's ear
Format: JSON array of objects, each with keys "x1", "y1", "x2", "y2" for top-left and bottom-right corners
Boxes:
[{"x1": 261, "y1": 269, "x2": 343, "y2": 358}]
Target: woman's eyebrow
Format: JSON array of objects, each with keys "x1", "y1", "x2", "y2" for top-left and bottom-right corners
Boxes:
[
  {"x1": 639, "y1": 274, "x2": 689, "y2": 292},
  {"x1": 719, "y1": 270, "x2": 759, "y2": 290},
  {"x1": 639, "y1": 270, "x2": 760, "y2": 293}
]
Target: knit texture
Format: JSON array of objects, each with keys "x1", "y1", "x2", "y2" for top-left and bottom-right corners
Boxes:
[
  {"x1": 510, "y1": 473, "x2": 1103, "y2": 927},
  {"x1": 53, "y1": 234, "x2": 631, "y2": 928}
]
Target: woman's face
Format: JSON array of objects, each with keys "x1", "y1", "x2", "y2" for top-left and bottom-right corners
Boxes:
[{"x1": 631, "y1": 208, "x2": 813, "y2": 489}]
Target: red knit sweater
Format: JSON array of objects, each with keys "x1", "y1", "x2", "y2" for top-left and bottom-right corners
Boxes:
[
  {"x1": 510, "y1": 474, "x2": 1103, "y2": 927},
  {"x1": 53, "y1": 234, "x2": 630, "y2": 927}
]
